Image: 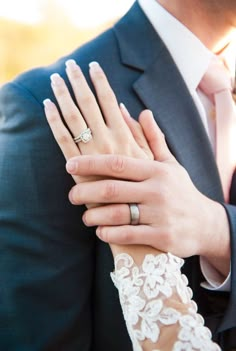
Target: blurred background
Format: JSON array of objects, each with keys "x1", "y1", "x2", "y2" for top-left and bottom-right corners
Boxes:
[{"x1": 0, "y1": 0, "x2": 135, "y2": 85}]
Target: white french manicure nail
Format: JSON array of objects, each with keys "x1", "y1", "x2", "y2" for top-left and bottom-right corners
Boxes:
[
  {"x1": 89, "y1": 61, "x2": 102, "y2": 73},
  {"x1": 50, "y1": 73, "x2": 62, "y2": 85},
  {"x1": 120, "y1": 102, "x2": 131, "y2": 117},
  {"x1": 43, "y1": 98, "x2": 54, "y2": 110},
  {"x1": 65, "y1": 59, "x2": 78, "y2": 70}
]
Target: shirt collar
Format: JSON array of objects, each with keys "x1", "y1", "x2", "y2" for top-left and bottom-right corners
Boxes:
[{"x1": 138, "y1": 0, "x2": 235, "y2": 92}]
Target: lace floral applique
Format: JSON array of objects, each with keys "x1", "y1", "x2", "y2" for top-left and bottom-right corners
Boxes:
[{"x1": 111, "y1": 253, "x2": 221, "y2": 351}]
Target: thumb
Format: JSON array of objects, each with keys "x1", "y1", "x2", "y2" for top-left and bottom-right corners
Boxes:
[{"x1": 139, "y1": 110, "x2": 175, "y2": 162}]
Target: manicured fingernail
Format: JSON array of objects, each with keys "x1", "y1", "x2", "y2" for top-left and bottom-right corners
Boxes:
[
  {"x1": 66, "y1": 160, "x2": 77, "y2": 173},
  {"x1": 68, "y1": 190, "x2": 76, "y2": 205},
  {"x1": 89, "y1": 61, "x2": 102, "y2": 73},
  {"x1": 82, "y1": 212, "x2": 87, "y2": 225},
  {"x1": 65, "y1": 59, "x2": 78, "y2": 71},
  {"x1": 120, "y1": 102, "x2": 131, "y2": 117},
  {"x1": 50, "y1": 73, "x2": 63, "y2": 86},
  {"x1": 43, "y1": 98, "x2": 54, "y2": 110},
  {"x1": 96, "y1": 226, "x2": 102, "y2": 238},
  {"x1": 150, "y1": 111, "x2": 154, "y2": 118}
]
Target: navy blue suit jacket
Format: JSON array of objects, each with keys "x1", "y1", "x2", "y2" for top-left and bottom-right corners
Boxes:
[{"x1": 1, "y1": 2, "x2": 236, "y2": 350}]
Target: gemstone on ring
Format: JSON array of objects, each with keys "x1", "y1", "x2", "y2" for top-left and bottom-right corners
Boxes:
[{"x1": 74, "y1": 128, "x2": 92, "y2": 144}]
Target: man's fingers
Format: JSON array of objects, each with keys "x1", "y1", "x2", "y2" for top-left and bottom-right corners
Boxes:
[
  {"x1": 96, "y1": 224, "x2": 162, "y2": 248},
  {"x1": 69, "y1": 179, "x2": 144, "y2": 205},
  {"x1": 83, "y1": 203, "x2": 163, "y2": 227},
  {"x1": 82, "y1": 203, "x2": 156, "y2": 226},
  {"x1": 66, "y1": 154, "x2": 156, "y2": 181},
  {"x1": 83, "y1": 204, "x2": 131, "y2": 226}
]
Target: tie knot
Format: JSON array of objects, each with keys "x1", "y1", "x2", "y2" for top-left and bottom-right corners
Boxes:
[{"x1": 199, "y1": 57, "x2": 233, "y2": 97}]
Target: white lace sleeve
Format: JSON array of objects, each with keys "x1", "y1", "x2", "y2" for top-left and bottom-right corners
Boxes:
[{"x1": 111, "y1": 252, "x2": 221, "y2": 351}]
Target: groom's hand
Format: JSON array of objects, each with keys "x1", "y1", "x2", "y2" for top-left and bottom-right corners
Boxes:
[{"x1": 66, "y1": 151, "x2": 230, "y2": 276}]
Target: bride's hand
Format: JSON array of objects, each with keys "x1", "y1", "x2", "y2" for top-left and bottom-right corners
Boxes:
[
  {"x1": 44, "y1": 59, "x2": 158, "y2": 257},
  {"x1": 44, "y1": 60, "x2": 153, "y2": 187}
]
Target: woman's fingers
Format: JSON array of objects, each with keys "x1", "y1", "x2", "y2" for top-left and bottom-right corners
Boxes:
[
  {"x1": 50, "y1": 63, "x2": 108, "y2": 155},
  {"x1": 48, "y1": 60, "x2": 154, "y2": 160},
  {"x1": 44, "y1": 99, "x2": 80, "y2": 160},
  {"x1": 65, "y1": 60, "x2": 105, "y2": 132},
  {"x1": 50, "y1": 73, "x2": 88, "y2": 138},
  {"x1": 88, "y1": 62, "x2": 131, "y2": 132}
]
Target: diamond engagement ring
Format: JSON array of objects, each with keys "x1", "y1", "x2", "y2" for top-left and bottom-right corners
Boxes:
[
  {"x1": 129, "y1": 203, "x2": 140, "y2": 225},
  {"x1": 74, "y1": 128, "x2": 92, "y2": 144}
]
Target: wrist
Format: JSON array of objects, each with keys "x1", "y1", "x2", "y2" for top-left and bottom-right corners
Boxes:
[
  {"x1": 110, "y1": 244, "x2": 163, "y2": 266},
  {"x1": 200, "y1": 199, "x2": 230, "y2": 276}
]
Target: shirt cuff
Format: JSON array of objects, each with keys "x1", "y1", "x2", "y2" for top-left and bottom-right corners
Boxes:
[{"x1": 200, "y1": 256, "x2": 231, "y2": 291}]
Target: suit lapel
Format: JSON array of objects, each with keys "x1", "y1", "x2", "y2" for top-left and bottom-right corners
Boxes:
[
  {"x1": 133, "y1": 54, "x2": 224, "y2": 200},
  {"x1": 114, "y1": 1, "x2": 223, "y2": 201}
]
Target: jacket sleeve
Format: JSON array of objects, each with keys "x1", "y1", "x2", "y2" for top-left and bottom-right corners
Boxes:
[
  {"x1": 0, "y1": 81, "x2": 95, "y2": 351},
  {"x1": 218, "y1": 201, "x2": 236, "y2": 333}
]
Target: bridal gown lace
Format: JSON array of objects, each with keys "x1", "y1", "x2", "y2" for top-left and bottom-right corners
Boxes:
[{"x1": 111, "y1": 252, "x2": 221, "y2": 351}]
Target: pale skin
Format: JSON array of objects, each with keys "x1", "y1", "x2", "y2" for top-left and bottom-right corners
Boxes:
[
  {"x1": 44, "y1": 59, "x2": 230, "y2": 281},
  {"x1": 44, "y1": 0, "x2": 235, "y2": 280},
  {"x1": 42, "y1": 2, "x2": 236, "y2": 348},
  {"x1": 44, "y1": 60, "x2": 219, "y2": 351},
  {"x1": 44, "y1": 0, "x2": 236, "y2": 279},
  {"x1": 157, "y1": 0, "x2": 236, "y2": 53},
  {"x1": 44, "y1": 59, "x2": 159, "y2": 265}
]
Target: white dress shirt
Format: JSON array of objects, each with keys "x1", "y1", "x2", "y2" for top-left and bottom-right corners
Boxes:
[{"x1": 138, "y1": 0, "x2": 235, "y2": 291}]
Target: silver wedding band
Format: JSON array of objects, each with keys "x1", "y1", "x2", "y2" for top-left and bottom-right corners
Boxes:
[
  {"x1": 129, "y1": 203, "x2": 140, "y2": 225},
  {"x1": 74, "y1": 128, "x2": 92, "y2": 144}
]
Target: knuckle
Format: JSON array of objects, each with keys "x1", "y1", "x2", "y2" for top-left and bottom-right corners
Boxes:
[
  {"x1": 55, "y1": 85, "x2": 66, "y2": 97},
  {"x1": 47, "y1": 111, "x2": 58, "y2": 123},
  {"x1": 71, "y1": 67, "x2": 83, "y2": 80},
  {"x1": 80, "y1": 93, "x2": 95, "y2": 107},
  {"x1": 100, "y1": 89, "x2": 115, "y2": 102},
  {"x1": 120, "y1": 230, "x2": 133, "y2": 243},
  {"x1": 57, "y1": 133, "x2": 71, "y2": 145},
  {"x1": 102, "y1": 181, "x2": 119, "y2": 200},
  {"x1": 98, "y1": 138, "x2": 115, "y2": 154},
  {"x1": 110, "y1": 206, "x2": 124, "y2": 224},
  {"x1": 109, "y1": 155, "x2": 125, "y2": 173},
  {"x1": 87, "y1": 158, "x2": 96, "y2": 173},
  {"x1": 159, "y1": 164, "x2": 172, "y2": 181},
  {"x1": 67, "y1": 110, "x2": 79, "y2": 123},
  {"x1": 94, "y1": 69, "x2": 105, "y2": 80}
]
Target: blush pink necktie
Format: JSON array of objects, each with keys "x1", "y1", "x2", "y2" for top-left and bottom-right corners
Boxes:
[{"x1": 199, "y1": 57, "x2": 236, "y2": 202}]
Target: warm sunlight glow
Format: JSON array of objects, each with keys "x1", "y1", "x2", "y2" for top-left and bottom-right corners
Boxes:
[
  {"x1": 0, "y1": 0, "x2": 135, "y2": 27},
  {"x1": 0, "y1": 0, "x2": 135, "y2": 84},
  {"x1": 57, "y1": 0, "x2": 135, "y2": 28},
  {"x1": 0, "y1": 0, "x2": 42, "y2": 24}
]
